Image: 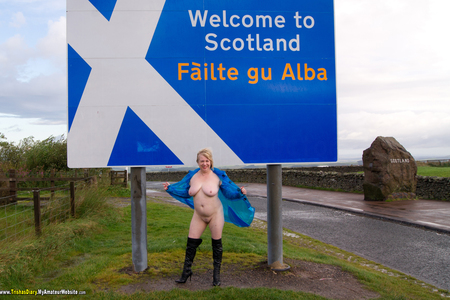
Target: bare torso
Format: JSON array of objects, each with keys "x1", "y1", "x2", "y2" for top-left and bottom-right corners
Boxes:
[{"x1": 189, "y1": 170, "x2": 223, "y2": 223}]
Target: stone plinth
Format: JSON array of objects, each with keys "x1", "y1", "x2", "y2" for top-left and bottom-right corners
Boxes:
[{"x1": 363, "y1": 136, "x2": 417, "y2": 201}]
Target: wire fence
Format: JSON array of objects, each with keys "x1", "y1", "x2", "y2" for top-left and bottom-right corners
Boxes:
[
  {"x1": 0, "y1": 180, "x2": 88, "y2": 243},
  {"x1": 0, "y1": 197, "x2": 34, "y2": 242}
]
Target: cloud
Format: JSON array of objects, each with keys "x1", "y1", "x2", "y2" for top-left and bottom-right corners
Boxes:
[
  {"x1": 37, "y1": 16, "x2": 66, "y2": 61},
  {"x1": 334, "y1": 0, "x2": 450, "y2": 159},
  {"x1": 9, "y1": 11, "x2": 27, "y2": 28},
  {"x1": 15, "y1": 16, "x2": 66, "y2": 82},
  {"x1": 0, "y1": 16, "x2": 66, "y2": 123},
  {"x1": 335, "y1": 0, "x2": 450, "y2": 101},
  {"x1": 340, "y1": 110, "x2": 450, "y2": 144},
  {"x1": 0, "y1": 113, "x2": 66, "y2": 143},
  {"x1": 0, "y1": 34, "x2": 31, "y2": 73}
]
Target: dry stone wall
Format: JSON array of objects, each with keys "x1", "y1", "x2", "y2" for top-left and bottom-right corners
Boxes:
[
  {"x1": 146, "y1": 167, "x2": 449, "y2": 201},
  {"x1": 416, "y1": 176, "x2": 450, "y2": 201}
]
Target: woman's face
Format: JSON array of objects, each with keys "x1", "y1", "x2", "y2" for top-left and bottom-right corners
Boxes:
[{"x1": 197, "y1": 154, "x2": 211, "y2": 171}]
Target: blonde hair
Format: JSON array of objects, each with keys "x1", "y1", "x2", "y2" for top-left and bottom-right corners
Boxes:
[{"x1": 196, "y1": 148, "x2": 214, "y2": 169}]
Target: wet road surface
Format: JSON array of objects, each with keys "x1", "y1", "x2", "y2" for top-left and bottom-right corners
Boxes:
[{"x1": 250, "y1": 195, "x2": 450, "y2": 292}]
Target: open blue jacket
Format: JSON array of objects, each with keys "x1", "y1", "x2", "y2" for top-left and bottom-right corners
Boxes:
[{"x1": 166, "y1": 168, "x2": 255, "y2": 227}]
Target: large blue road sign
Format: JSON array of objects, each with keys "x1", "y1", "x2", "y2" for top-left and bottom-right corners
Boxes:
[{"x1": 67, "y1": 0, "x2": 337, "y2": 167}]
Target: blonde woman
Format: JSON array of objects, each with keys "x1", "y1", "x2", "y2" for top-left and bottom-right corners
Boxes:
[{"x1": 164, "y1": 148, "x2": 254, "y2": 286}]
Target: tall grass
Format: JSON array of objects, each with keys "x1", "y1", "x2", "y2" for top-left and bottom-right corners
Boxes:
[{"x1": 0, "y1": 177, "x2": 122, "y2": 289}]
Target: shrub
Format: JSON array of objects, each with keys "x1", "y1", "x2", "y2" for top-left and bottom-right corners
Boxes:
[
  {"x1": 0, "y1": 133, "x2": 68, "y2": 172},
  {"x1": 23, "y1": 136, "x2": 68, "y2": 171}
]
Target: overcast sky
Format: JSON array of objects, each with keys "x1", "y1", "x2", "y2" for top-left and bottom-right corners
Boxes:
[{"x1": 1, "y1": 0, "x2": 449, "y2": 161}]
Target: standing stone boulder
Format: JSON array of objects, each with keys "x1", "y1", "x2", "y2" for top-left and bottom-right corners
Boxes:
[{"x1": 363, "y1": 136, "x2": 417, "y2": 201}]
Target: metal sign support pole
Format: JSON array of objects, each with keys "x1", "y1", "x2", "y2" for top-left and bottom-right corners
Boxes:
[
  {"x1": 267, "y1": 164, "x2": 290, "y2": 271},
  {"x1": 131, "y1": 167, "x2": 148, "y2": 272}
]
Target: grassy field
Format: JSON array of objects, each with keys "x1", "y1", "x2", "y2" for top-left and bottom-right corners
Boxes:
[
  {"x1": 417, "y1": 166, "x2": 450, "y2": 177},
  {"x1": 1, "y1": 181, "x2": 449, "y2": 299}
]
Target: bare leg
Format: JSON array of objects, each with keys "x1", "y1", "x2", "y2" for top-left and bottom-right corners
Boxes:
[
  {"x1": 208, "y1": 211, "x2": 225, "y2": 240},
  {"x1": 188, "y1": 211, "x2": 208, "y2": 239}
]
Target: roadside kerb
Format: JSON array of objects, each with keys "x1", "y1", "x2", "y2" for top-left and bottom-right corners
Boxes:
[
  {"x1": 244, "y1": 188, "x2": 450, "y2": 235},
  {"x1": 281, "y1": 197, "x2": 450, "y2": 235}
]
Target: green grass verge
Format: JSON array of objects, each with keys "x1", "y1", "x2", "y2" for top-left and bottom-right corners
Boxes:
[
  {"x1": 417, "y1": 166, "x2": 450, "y2": 177},
  {"x1": 358, "y1": 166, "x2": 450, "y2": 178},
  {"x1": 0, "y1": 183, "x2": 448, "y2": 299}
]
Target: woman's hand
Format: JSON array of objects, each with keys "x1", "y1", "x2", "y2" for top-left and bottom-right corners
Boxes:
[
  {"x1": 240, "y1": 187, "x2": 247, "y2": 195},
  {"x1": 163, "y1": 182, "x2": 170, "y2": 191}
]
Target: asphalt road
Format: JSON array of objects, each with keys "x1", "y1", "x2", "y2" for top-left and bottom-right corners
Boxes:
[{"x1": 249, "y1": 196, "x2": 450, "y2": 292}]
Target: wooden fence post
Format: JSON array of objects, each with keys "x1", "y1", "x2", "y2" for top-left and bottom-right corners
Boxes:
[
  {"x1": 70, "y1": 182, "x2": 75, "y2": 217},
  {"x1": 33, "y1": 189, "x2": 41, "y2": 236},
  {"x1": 9, "y1": 169, "x2": 16, "y2": 203},
  {"x1": 50, "y1": 169, "x2": 55, "y2": 201},
  {"x1": 109, "y1": 170, "x2": 128, "y2": 187}
]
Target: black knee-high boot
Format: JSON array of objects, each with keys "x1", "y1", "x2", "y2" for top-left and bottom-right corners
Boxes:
[
  {"x1": 212, "y1": 238, "x2": 223, "y2": 286},
  {"x1": 176, "y1": 237, "x2": 202, "y2": 283}
]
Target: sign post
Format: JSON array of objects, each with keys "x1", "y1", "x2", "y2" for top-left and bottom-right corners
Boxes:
[
  {"x1": 130, "y1": 167, "x2": 147, "y2": 272},
  {"x1": 267, "y1": 164, "x2": 290, "y2": 270}
]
